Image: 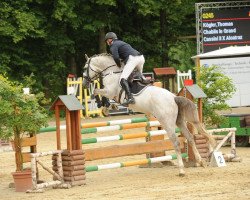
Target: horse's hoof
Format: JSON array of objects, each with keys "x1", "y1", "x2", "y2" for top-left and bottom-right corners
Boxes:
[
  {"x1": 200, "y1": 160, "x2": 207, "y2": 168},
  {"x1": 179, "y1": 172, "x2": 185, "y2": 177},
  {"x1": 102, "y1": 107, "x2": 110, "y2": 116},
  {"x1": 194, "y1": 163, "x2": 199, "y2": 167},
  {"x1": 111, "y1": 104, "x2": 119, "y2": 110},
  {"x1": 179, "y1": 169, "x2": 185, "y2": 177}
]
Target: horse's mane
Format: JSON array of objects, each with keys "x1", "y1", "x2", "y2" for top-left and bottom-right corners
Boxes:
[
  {"x1": 90, "y1": 53, "x2": 112, "y2": 58},
  {"x1": 88, "y1": 53, "x2": 117, "y2": 68}
]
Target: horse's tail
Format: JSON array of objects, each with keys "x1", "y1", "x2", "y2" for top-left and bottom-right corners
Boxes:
[{"x1": 174, "y1": 96, "x2": 216, "y2": 148}]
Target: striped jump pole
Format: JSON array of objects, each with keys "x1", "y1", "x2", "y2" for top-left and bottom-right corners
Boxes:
[
  {"x1": 81, "y1": 121, "x2": 161, "y2": 134},
  {"x1": 81, "y1": 117, "x2": 148, "y2": 128},
  {"x1": 86, "y1": 153, "x2": 188, "y2": 172},
  {"x1": 82, "y1": 130, "x2": 167, "y2": 144},
  {"x1": 38, "y1": 117, "x2": 149, "y2": 133},
  {"x1": 39, "y1": 125, "x2": 65, "y2": 133}
]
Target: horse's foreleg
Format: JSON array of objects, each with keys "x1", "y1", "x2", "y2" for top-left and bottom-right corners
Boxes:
[
  {"x1": 94, "y1": 88, "x2": 108, "y2": 96},
  {"x1": 94, "y1": 89, "x2": 116, "y2": 111}
]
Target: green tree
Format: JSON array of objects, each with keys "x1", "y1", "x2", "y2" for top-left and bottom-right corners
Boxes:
[
  {"x1": 198, "y1": 65, "x2": 236, "y2": 127},
  {"x1": 111, "y1": 0, "x2": 197, "y2": 69},
  {"x1": 0, "y1": 75, "x2": 48, "y2": 171},
  {"x1": 0, "y1": 0, "x2": 199, "y2": 99}
]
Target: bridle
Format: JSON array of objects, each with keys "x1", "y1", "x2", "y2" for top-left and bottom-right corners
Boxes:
[
  {"x1": 82, "y1": 57, "x2": 99, "y2": 83},
  {"x1": 83, "y1": 57, "x2": 122, "y2": 85}
]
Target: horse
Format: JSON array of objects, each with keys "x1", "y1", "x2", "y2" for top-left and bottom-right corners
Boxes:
[{"x1": 82, "y1": 53, "x2": 216, "y2": 176}]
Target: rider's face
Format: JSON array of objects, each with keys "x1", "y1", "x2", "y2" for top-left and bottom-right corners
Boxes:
[{"x1": 106, "y1": 39, "x2": 113, "y2": 46}]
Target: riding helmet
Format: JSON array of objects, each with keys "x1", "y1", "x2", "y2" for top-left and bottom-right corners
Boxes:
[{"x1": 105, "y1": 32, "x2": 118, "y2": 41}]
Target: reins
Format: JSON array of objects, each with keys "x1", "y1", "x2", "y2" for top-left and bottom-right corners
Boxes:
[{"x1": 101, "y1": 64, "x2": 122, "y2": 78}]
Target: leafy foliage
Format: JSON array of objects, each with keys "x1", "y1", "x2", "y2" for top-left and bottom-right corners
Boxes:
[
  {"x1": 0, "y1": 74, "x2": 48, "y2": 140},
  {"x1": 0, "y1": 0, "x2": 198, "y2": 99},
  {"x1": 168, "y1": 40, "x2": 196, "y2": 71},
  {"x1": 0, "y1": 74, "x2": 49, "y2": 171},
  {"x1": 198, "y1": 65, "x2": 236, "y2": 127}
]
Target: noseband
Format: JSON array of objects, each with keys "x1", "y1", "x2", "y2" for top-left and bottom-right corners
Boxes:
[{"x1": 83, "y1": 58, "x2": 99, "y2": 83}]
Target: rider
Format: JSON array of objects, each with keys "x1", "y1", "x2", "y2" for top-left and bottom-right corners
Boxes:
[{"x1": 105, "y1": 32, "x2": 149, "y2": 105}]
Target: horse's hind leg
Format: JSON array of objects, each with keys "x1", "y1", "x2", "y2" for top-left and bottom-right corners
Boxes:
[
  {"x1": 176, "y1": 120, "x2": 206, "y2": 167},
  {"x1": 174, "y1": 96, "x2": 216, "y2": 152},
  {"x1": 168, "y1": 128, "x2": 186, "y2": 176},
  {"x1": 192, "y1": 121, "x2": 216, "y2": 154}
]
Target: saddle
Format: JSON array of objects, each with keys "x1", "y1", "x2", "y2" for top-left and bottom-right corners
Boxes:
[
  {"x1": 128, "y1": 71, "x2": 154, "y2": 95},
  {"x1": 95, "y1": 71, "x2": 154, "y2": 107}
]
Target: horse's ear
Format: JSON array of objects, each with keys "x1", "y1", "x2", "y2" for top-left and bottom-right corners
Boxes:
[{"x1": 85, "y1": 54, "x2": 89, "y2": 60}]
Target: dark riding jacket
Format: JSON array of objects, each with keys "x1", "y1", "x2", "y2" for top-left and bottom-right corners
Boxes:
[{"x1": 110, "y1": 39, "x2": 141, "y2": 67}]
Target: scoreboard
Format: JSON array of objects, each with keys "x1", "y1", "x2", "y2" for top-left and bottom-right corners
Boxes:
[{"x1": 201, "y1": 8, "x2": 250, "y2": 53}]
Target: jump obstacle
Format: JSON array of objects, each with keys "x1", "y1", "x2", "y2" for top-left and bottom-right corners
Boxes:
[
  {"x1": 28, "y1": 105, "x2": 190, "y2": 192},
  {"x1": 75, "y1": 115, "x2": 184, "y2": 161},
  {"x1": 27, "y1": 95, "x2": 239, "y2": 192},
  {"x1": 29, "y1": 122, "x2": 239, "y2": 192}
]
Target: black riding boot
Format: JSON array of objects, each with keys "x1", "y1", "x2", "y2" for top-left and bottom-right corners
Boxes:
[{"x1": 120, "y1": 78, "x2": 135, "y2": 105}]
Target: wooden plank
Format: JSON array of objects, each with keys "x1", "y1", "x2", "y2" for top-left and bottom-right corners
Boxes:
[
  {"x1": 70, "y1": 111, "x2": 76, "y2": 150},
  {"x1": 52, "y1": 154, "x2": 85, "y2": 161},
  {"x1": 196, "y1": 143, "x2": 209, "y2": 149},
  {"x1": 66, "y1": 109, "x2": 72, "y2": 151},
  {"x1": 53, "y1": 165, "x2": 85, "y2": 171},
  {"x1": 194, "y1": 134, "x2": 206, "y2": 140},
  {"x1": 76, "y1": 111, "x2": 82, "y2": 150},
  {"x1": 64, "y1": 175, "x2": 85, "y2": 181},
  {"x1": 70, "y1": 180, "x2": 86, "y2": 186},
  {"x1": 55, "y1": 99, "x2": 65, "y2": 106},
  {"x1": 147, "y1": 130, "x2": 165, "y2": 158},
  {"x1": 63, "y1": 170, "x2": 85, "y2": 177},
  {"x1": 198, "y1": 148, "x2": 208, "y2": 153},
  {"x1": 55, "y1": 105, "x2": 61, "y2": 150},
  {"x1": 85, "y1": 139, "x2": 184, "y2": 161},
  {"x1": 22, "y1": 152, "x2": 31, "y2": 163},
  {"x1": 29, "y1": 133, "x2": 37, "y2": 153},
  {"x1": 61, "y1": 150, "x2": 84, "y2": 156},
  {"x1": 195, "y1": 139, "x2": 207, "y2": 144},
  {"x1": 198, "y1": 98, "x2": 203, "y2": 122},
  {"x1": 60, "y1": 160, "x2": 85, "y2": 166},
  {"x1": 21, "y1": 136, "x2": 37, "y2": 147}
]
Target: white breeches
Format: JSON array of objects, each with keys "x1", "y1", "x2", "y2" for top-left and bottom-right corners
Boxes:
[{"x1": 120, "y1": 55, "x2": 145, "y2": 81}]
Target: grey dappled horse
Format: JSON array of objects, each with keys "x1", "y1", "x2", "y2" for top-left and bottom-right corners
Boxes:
[{"x1": 82, "y1": 53, "x2": 216, "y2": 176}]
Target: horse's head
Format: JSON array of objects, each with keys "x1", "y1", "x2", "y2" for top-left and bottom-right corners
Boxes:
[
  {"x1": 82, "y1": 53, "x2": 118, "y2": 88},
  {"x1": 82, "y1": 54, "x2": 101, "y2": 88}
]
